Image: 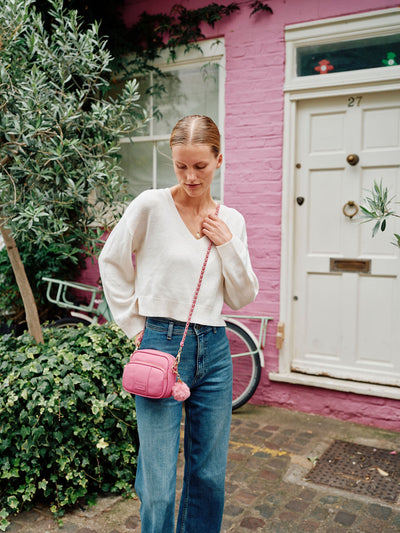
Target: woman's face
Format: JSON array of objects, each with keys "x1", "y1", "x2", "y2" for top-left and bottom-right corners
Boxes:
[{"x1": 172, "y1": 144, "x2": 223, "y2": 198}]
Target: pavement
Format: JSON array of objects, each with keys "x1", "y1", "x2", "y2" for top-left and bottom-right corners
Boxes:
[{"x1": 6, "y1": 404, "x2": 400, "y2": 532}]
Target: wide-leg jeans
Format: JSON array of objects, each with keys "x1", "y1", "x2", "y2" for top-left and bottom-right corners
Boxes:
[{"x1": 134, "y1": 317, "x2": 233, "y2": 533}]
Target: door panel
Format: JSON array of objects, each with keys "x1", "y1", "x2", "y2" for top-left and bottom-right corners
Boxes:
[{"x1": 292, "y1": 91, "x2": 400, "y2": 386}]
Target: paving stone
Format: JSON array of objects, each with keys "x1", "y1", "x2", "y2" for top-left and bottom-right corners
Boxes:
[
  {"x1": 267, "y1": 456, "x2": 290, "y2": 469},
  {"x1": 357, "y1": 517, "x2": 392, "y2": 533},
  {"x1": 228, "y1": 452, "x2": 247, "y2": 461},
  {"x1": 285, "y1": 498, "x2": 310, "y2": 512},
  {"x1": 281, "y1": 429, "x2": 296, "y2": 435},
  {"x1": 225, "y1": 481, "x2": 240, "y2": 494},
  {"x1": 340, "y1": 499, "x2": 363, "y2": 512},
  {"x1": 300, "y1": 520, "x2": 320, "y2": 531},
  {"x1": 255, "y1": 503, "x2": 274, "y2": 519},
  {"x1": 310, "y1": 506, "x2": 330, "y2": 521},
  {"x1": 298, "y1": 432, "x2": 314, "y2": 439},
  {"x1": 253, "y1": 451, "x2": 271, "y2": 458},
  {"x1": 320, "y1": 495, "x2": 340, "y2": 504},
  {"x1": 368, "y1": 502, "x2": 392, "y2": 520},
  {"x1": 298, "y1": 488, "x2": 317, "y2": 501},
  {"x1": 260, "y1": 469, "x2": 280, "y2": 480},
  {"x1": 239, "y1": 516, "x2": 266, "y2": 529},
  {"x1": 125, "y1": 515, "x2": 140, "y2": 529},
  {"x1": 278, "y1": 510, "x2": 300, "y2": 523},
  {"x1": 224, "y1": 503, "x2": 244, "y2": 517},
  {"x1": 235, "y1": 491, "x2": 258, "y2": 505},
  {"x1": 334, "y1": 510, "x2": 356, "y2": 526},
  {"x1": 255, "y1": 430, "x2": 274, "y2": 438}
]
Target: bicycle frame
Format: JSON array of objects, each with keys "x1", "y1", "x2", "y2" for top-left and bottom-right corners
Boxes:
[
  {"x1": 223, "y1": 315, "x2": 272, "y2": 368},
  {"x1": 43, "y1": 277, "x2": 100, "y2": 314}
]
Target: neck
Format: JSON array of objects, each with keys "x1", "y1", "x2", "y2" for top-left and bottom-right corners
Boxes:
[{"x1": 170, "y1": 185, "x2": 215, "y2": 214}]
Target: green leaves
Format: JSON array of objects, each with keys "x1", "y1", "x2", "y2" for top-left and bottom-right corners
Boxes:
[
  {"x1": 0, "y1": 0, "x2": 147, "y2": 323},
  {"x1": 0, "y1": 323, "x2": 137, "y2": 529},
  {"x1": 360, "y1": 180, "x2": 400, "y2": 246}
]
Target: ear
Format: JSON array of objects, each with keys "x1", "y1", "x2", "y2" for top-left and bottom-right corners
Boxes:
[{"x1": 216, "y1": 153, "x2": 223, "y2": 169}]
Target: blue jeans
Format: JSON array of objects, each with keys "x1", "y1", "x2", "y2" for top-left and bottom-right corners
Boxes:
[{"x1": 134, "y1": 317, "x2": 232, "y2": 533}]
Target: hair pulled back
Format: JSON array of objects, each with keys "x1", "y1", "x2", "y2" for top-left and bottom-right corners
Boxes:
[{"x1": 170, "y1": 115, "x2": 221, "y2": 157}]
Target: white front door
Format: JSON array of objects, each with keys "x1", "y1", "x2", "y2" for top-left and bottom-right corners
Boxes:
[{"x1": 292, "y1": 90, "x2": 400, "y2": 386}]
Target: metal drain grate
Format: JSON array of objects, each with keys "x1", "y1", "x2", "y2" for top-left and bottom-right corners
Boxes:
[{"x1": 306, "y1": 440, "x2": 400, "y2": 503}]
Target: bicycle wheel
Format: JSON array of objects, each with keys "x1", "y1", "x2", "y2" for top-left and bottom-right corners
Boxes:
[
  {"x1": 225, "y1": 319, "x2": 262, "y2": 411},
  {"x1": 51, "y1": 317, "x2": 92, "y2": 328}
]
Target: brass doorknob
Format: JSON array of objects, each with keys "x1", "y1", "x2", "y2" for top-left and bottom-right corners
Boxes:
[{"x1": 346, "y1": 154, "x2": 359, "y2": 166}]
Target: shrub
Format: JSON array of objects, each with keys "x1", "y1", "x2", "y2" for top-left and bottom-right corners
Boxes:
[{"x1": 0, "y1": 323, "x2": 137, "y2": 531}]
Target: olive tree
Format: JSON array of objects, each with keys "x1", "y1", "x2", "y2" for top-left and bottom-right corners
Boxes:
[
  {"x1": 361, "y1": 181, "x2": 400, "y2": 247},
  {"x1": 0, "y1": 0, "x2": 146, "y2": 341}
]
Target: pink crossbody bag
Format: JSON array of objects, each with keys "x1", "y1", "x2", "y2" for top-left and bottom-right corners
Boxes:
[{"x1": 122, "y1": 206, "x2": 219, "y2": 402}]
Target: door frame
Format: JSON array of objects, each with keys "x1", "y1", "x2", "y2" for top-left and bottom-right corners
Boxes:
[{"x1": 270, "y1": 8, "x2": 400, "y2": 399}]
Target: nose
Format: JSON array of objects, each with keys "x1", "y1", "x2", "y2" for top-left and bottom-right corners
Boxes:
[{"x1": 186, "y1": 170, "x2": 197, "y2": 182}]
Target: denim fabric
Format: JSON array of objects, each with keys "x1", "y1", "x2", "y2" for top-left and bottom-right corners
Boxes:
[{"x1": 134, "y1": 317, "x2": 232, "y2": 533}]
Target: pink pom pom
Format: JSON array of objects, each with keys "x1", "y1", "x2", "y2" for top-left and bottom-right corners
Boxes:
[{"x1": 172, "y1": 379, "x2": 191, "y2": 401}]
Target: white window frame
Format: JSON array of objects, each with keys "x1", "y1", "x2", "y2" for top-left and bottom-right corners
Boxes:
[
  {"x1": 272, "y1": 8, "x2": 400, "y2": 400},
  {"x1": 120, "y1": 38, "x2": 226, "y2": 201},
  {"x1": 284, "y1": 8, "x2": 400, "y2": 92}
]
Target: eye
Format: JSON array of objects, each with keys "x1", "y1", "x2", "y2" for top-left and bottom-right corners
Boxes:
[
  {"x1": 195, "y1": 164, "x2": 207, "y2": 170},
  {"x1": 175, "y1": 164, "x2": 186, "y2": 170}
]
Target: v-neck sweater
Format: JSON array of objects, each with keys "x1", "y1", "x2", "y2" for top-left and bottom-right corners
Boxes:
[{"x1": 99, "y1": 188, "x2": 259, "y2": 339}]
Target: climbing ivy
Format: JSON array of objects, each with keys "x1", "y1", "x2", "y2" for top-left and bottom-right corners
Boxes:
[
  {"x1": 35, "y1": 1, "x2": 273, "y2": 74},
  {"x1": 120, "y1": 1, "x2": 273, "y2": 75}
]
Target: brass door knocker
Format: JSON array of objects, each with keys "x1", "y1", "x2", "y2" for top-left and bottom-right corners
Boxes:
[{"x1": 342, "y1": 201, "x2": 359, "y2": 219}]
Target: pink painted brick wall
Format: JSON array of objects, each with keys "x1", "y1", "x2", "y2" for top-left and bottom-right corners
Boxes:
[{"x1": 112, "y1": 0, "x2": 400, "y2": 429}]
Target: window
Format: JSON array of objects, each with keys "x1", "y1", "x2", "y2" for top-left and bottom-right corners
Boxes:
[
  {"x1": 119, "y1": 39, "x2": 225, "y2": 200},
  {"x1": 297, "y1": 34, "x2": 400, "y2": 77},
  {"x1": 284, "y1": 8, "x2": 400, "y2": 90}
]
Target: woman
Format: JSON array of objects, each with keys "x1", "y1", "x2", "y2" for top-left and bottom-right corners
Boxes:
[{"x1": 99, "y1": 115, "x2": 258, "y2": 533}]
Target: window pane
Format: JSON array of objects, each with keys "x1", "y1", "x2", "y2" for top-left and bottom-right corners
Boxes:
[
  {"x1": 157, "y1": 141, "x2": 175, "y2": 189},
  {"x1": 131, "y1": 75, "x2": 152, "y2": 136},
  {"x1": 153, "y1": 64, "x2": 220, "y2": 135},
  {"x1": 297, "y1": 34, "x2": 400, "y2": 76},
  {"x1": 119, "y1": 141, "x2": 153, "y2": 197},
  {"x1": 210, "y1": 168, "x2": 221, "y2": 200}
]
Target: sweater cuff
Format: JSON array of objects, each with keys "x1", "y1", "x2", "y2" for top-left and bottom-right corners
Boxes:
[{"x1": 216, "y1": 235, "x2": 241, "y2": 259}]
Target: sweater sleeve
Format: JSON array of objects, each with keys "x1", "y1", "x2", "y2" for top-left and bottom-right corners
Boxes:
[
  {"x1": 98, "y1": 196, "x2": 148, "y2": 339},
  {"x1": 216, "y1": 214, "x2": 259, "y2": 310}
]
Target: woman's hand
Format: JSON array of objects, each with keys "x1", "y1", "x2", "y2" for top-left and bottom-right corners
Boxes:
[
  {"x1": 135, "y1": 329, "x2": 144, "y2": 349},
  {"x1": 202, "y1": 214, "x2": 232, "y2": 246}
]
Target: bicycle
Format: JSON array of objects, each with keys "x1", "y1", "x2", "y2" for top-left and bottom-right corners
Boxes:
[{"x1": 43, "y1": 277, "x2": 272, "y2": 410}]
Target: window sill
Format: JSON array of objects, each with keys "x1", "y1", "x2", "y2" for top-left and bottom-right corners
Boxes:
[{"x1": 269, "y1": 372, "x2": 400, "y2": 400}]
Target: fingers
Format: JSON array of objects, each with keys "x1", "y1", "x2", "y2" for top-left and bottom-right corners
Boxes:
[{"x1": 202, "y1": 215, "x2": 232, "y2": 246}]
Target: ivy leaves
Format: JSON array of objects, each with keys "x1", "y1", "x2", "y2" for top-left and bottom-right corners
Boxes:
[{"x1": 0, "y1": 323, "x2": 137, "y2": 530}]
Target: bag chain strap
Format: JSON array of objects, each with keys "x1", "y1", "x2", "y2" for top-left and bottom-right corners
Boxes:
[{"x1": 174, "y1": 204, "x2": 220, "y2": 369}]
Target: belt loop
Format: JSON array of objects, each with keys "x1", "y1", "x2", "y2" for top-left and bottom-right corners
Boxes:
[
  {"x1": 167, "y1": 320, "x2": 174, "y2": 340},
  {"x1": 213, "y1": 327, "x2": 217, "y2": 334}
]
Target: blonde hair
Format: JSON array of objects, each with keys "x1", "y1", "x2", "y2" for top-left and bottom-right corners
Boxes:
[{"x1": 170, "y1": 115, "x2": 221, "y2": 157}]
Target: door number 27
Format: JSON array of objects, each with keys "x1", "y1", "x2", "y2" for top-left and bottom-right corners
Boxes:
[{"x1": 347, "y1": 96, "x2": 363, "y2": 107}]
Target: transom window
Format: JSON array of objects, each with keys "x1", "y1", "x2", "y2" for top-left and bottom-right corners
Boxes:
[
  {"x1": 297, "y1": 34, "x2": 400, "y2": 77},
  {"x1": 119, "y1": 39, "x2": 225, "y2": 200},
  {"x1": 285, "y1": 8, "x2": 400, "y2": 89}
]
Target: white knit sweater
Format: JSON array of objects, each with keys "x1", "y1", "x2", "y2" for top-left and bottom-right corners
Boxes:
[{"x1": 99, "y1": 188, "x2": 259, "y2": 338}]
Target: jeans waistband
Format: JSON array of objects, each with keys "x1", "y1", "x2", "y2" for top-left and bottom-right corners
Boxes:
[{"x1": 145, "y1": 317, "x2": 216, "y2": 336}]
